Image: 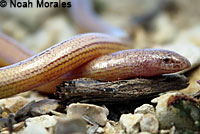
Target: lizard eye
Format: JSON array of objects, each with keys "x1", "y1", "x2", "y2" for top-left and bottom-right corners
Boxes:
[{"x1": 163, "y1": 58, "x2": 170, "y2": 63}]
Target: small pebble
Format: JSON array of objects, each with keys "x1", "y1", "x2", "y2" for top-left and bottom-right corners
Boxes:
[
  {"x1": 152, "y1": 93, "x2": 179, "y2": 129},
  {"x1": 25, "y1": 115, "x2": 57, "y2": 129},
  {"x1": 119, "y1": 113, "x2": 143, "y2": 134},
  {"x1": 24, "y1": 123, "x2": 48, "y2": 134},
  {"x1": 159, "y1": 129, "x2": 171, "y2": 134},
  {"x1": 138, "y1": 132, "x2": 151, "y2": 134},
  {"x1": 96, "y1": 127, "x2": 104, "y2": 133},
  {"x1": 54, "y1": 117, "x2": 87, "y2": 134},
  {"x1": 66, "y1": 103, "x2": 109, "y2": 126},
  {"x1": 159, "y1": 126, "x2": 175, "y2": 134},
  {"x1": 134, "y1": 104, "x2": 155, "y2": 114},
  {"x1": 152, "y1": 93, "x2": 200, "y2": 131},
  {"x1": 140, "y1": 113, "x2": 159, "y2": 134},
  {"x1": 30, "y1": 99, "x2": 59, "y2": 116},
  {"x1": 104, "y1": 121, "x2": 124, "y2": 134},
  {"x1": 0, "y1": 96, "x2": 28, "y2": 114}
]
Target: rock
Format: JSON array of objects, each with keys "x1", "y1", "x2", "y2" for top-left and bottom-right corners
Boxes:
[
  {"x1": 159, "y1": 126, "x2": 175, "y2": 134},
  {"x1": 138, "y1": 132, "x2": 151, "y2": 134},
  {"x1": 15, "y1": 91, "x2": 47, "y2": 102},
  {"x1": 87, "y1": 124, "x2": 99, "y2": 134},
  {"x1": 0, "y1": 96, "x2": 28, "y2": 114},
  {"x1": 30, "y1": 99, "x2": 59, "y2": 116},
  {"x1": 152, "y1": 93, "x2": 181, "y2": 129},
  {"x1": 15, "y1": 101, "x2": 36, "y2": 122},
  {"x1": 104, "y1": 122, "x2": 117, "y2": 134},
  {"x1": 104, "y1": 121, "x2": 124, "y2": 134},
  {"x1": 182, "y1": 66, "x2": 200, "y2": 94},
  {"x1": 119, "y1": 113, "x2": 143, "y2": 134},
  {"x1": 152, "y1": 93, "x2": 200, "y2": 131},
  {"x1": 96, "y1": 127, "x2": 104, "y2": 133},
  {"x1": 139, "y1": 113, "x2": 159, "y2": 134},
  {"x1": 66, "y1": 103, "x2": 109, "y2": 126},
  {"x1": 14, "y1": 99, "x2": 59, "y2": 122},
  {"x1": 0, "y1": 121, "x2": 25, "y2": 134},
  {"x1": 25, "y1": 115, "x2": 57, "y2": 129},
  {"x1": 24, "y1": 123, "x2": 48, "y2": 134},
  {"x1": 134, "y1": 104, "x2": 155, "y2": 114},
  {"x1": 159, "y1": 129, "x2": 170, "y2": 134},
  {"x1": 54, "y1": 117, "x2": 87, "y2": 134}
]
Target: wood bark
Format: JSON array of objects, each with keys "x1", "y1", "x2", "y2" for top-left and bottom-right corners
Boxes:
[{"x1": 56, "y1": 74, "x2": 189, "y2": 103}]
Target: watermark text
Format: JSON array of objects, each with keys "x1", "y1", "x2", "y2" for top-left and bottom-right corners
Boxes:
[{"x1": 0, "y1": 0, "x2": 72, "y2": 8}]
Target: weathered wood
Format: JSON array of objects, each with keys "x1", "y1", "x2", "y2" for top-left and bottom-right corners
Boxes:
[{"x1": 55, "y1": 74, "x2": 189, "y2": 103}]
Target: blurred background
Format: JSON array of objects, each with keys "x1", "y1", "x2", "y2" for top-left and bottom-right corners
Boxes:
[
  {"x1": 1, "y1": 0, "x2": 200, "y2": 94},
  {"x1": 0, "y1": 0, "x2": 199, "y2": 51}
]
